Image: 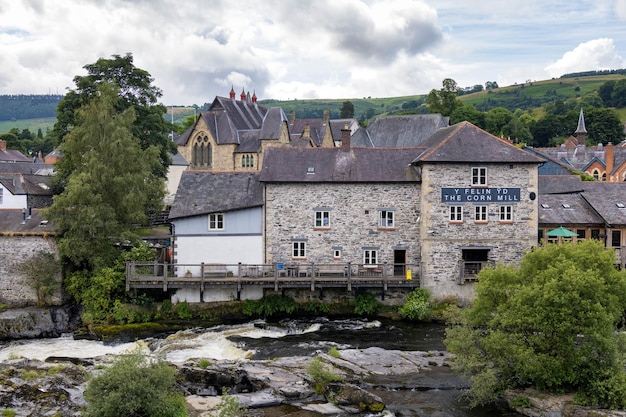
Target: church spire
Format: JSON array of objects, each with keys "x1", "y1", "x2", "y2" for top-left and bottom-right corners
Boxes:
[{"x1": 574, "y1": 108, "x2": 587, "y2": 146}]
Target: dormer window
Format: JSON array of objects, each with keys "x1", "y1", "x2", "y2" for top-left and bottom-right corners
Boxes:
[
  {"x1": 307, "y1": 167, "x2": 315, "y2": 174},
  {"x1": 242, "y1": 154, "x2": 254, "y2": 168}
]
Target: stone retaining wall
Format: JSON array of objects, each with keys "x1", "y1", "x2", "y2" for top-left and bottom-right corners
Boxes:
[{"x1": 0, "y1": 235, "x2": 63, "y2": 306}]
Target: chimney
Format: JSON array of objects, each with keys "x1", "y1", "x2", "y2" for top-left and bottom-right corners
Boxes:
[
  {"x1": 340, "y1": 124, "x2": 351, "y2": 152},
  {"x1": 229, "y1": 85, "x2": 236, "y2": 99},
  {"x1": 303, "y1": 123, "x2": 310, "y2": 140},
  {"x1": 289, "y1": 110, "x2": 295, "y2": 124},
  {"x1": 240, "y1": 88, "x2": 246, "y2": 101},
  {"x1": 323, "y1": 109, "x2": 329, "y2": 124},
  {"x1": 606, "y1": 142, "x2": 614, "y2": 180},
  {"x1": 252, "y1": 91, "x2": 257, "y2": 103},
  {"x1": 0, "y1": 140, "x2": 6, "y2": 152}
]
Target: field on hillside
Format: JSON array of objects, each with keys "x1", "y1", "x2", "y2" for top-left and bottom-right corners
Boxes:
[{"x1": 0, "y1": 117, "x2": 56, "y2": 134}]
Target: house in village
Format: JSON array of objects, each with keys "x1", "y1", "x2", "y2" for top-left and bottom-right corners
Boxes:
[{"x1": 533, "y1": 109, "x2": 626, "y2": 181}]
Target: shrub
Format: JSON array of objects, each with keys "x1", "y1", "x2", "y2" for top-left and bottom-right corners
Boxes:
[
  {"x1": 215, "y1": 390, "x2": 247, "y2": 417},
  {"x1": 242, "y1": 295, "x2": 298, "y2": 318},
  {"x1": 328, "y1": 347, "x2": 341, "y2": 358},
  {"x1": 353, "y1": 292, "x2": 381, "y2": 316},
  {"x1": 83, "y1": 349, "x2": 187, "y2": 417},
  {"x1": 398, "y1": 288, "x2": 433, "y2": 321},
  {"x1": 301, "y1": 301, "x2": 331, "y2": 314},
  {"x1": 307, "y1": 356, "x2": 344, "y2": 394},
  {"x1": 1, "y1": 410, "x2": 17, "y2": 417},
  {"x1": 198, "y1": 359, "x2": 212, "y2": 368},
  {"x1": 176, "y1": 301, "x2": 193, "y2": 320},
  {"x1": 17, "y1": 251, "x2": 61, "y2": 306}
]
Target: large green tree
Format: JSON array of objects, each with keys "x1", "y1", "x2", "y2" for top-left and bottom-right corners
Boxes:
[
  {"x1": 53, "y1": 53, "x2": 175, "y2": 183},
  {"x1": 445, "y1": 240, "x2": 626, "y2": 408},
  {"x1": 426, "y1": 78, "x2": 462, "y2": 117},
  {"x1": 45, "y1": 83, "x2": 165, "y2": 270},
  {"x1": 340, "y1": 100, "x2": 355, "y2": 118}
]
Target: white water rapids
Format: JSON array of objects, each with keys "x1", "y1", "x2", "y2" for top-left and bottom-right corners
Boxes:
[{"x1": 0, "y1": 320, "x2": 326, "y2": 363}]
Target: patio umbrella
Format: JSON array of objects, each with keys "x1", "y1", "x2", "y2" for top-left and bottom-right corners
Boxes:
[{"x1": 546, "y1": 226, "x2": 578, "y2": 237}]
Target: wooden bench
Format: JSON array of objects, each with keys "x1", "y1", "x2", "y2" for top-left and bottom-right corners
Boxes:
[
  {"x1": 202, "y1": 263, "x2": 228, "y2": 278},
  {"x1": 316, "y1": 264, "x2": 347, "y2": 276}
]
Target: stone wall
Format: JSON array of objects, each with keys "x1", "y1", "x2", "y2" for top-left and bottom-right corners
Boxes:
[
  {"x1": 419, "y1": 163, "x2": 539, "y2": 303},
  {"x1": 0, "y1": 235, "x2": 63, "y2": 306},
  {"x1": 265, "y1": 182, "x2": 421, "y2": 268}
]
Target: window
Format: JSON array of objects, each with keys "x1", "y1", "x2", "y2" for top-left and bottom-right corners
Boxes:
[
  {"x1": 379, "y1": 210, "x2": 394, "y2": 228},
  {"x1": 242, "y1": 154, "x2": 254, "y2": 168},
  {"x1": 612, "y1": 230, "x2": 621, "y2": 247},
  {"x1": 471, "y1": 167, "x2": 487, "y2": 186},
  {"x1": 193, "y1": 135, "x2": 212, "y2": 167},
  {"x1": 577, "y1": 229, "x2": 586, "y2": 239},
  {"x1": 499, "y1": 205, "x2": 512, "y2": 222},
  {"x1": 208, "y1": 213, "x2": 224, "y2": 230},
  {"x1": 292, "y1": 241, "x2": 306, "y2": 258},
  {"x1": 314, "y1": 210, "x2": 330, "y2": 228},
  {"x1": 364, "y1": 249, "x2": 378, "y2": 265},
  {"x1": 333, "y1": 248, "x2": 342, "y2": 259},
  {"x1": 474, "y1": 206, "x2": 488, "y2": 223},
  {"x1": 449, "y1": 205, "x2": 463, "y2": 222}
]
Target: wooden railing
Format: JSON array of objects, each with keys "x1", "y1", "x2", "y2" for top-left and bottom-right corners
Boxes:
[
  {"x1": 457, "y1": 260, "x2": 494, "y2": 284},
  {"x1": 125, "y1": 261, "x2": 419, "y2": 294}
]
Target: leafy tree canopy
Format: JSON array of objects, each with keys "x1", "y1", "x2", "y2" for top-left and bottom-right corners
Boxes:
[
  {"x1": 53, "y1": 53, "x2": 175, "y2": 181},
  {"x1": 427, "y1": 78, "x2": 462, "y2": 117},
  {"x1": 340, "y1": 100, "x2": 355, "y2": 118},
  {"x1": 445, "y1": 240, "x2": 626, "y2": 408},
  {"x1": 45, "y1": 83, "x2": 165, "y2": 270}
]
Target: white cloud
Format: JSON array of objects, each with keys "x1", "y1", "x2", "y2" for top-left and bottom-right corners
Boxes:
[
  {"x1": 0, "y1": 1, "x2": 625, "y2": 104},
  {"x1": 545, "y1": 38, "x2": 626, "y2": 78}
]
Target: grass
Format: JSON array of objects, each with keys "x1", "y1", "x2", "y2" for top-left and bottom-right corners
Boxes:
[{"x1": 0, "y1": 117, "x2": 56, "y2": 134}]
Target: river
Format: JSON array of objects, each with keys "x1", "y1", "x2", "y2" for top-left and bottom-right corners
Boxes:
[{"x1": 0, "y1": 317, "x2": 521, "y2": 417}]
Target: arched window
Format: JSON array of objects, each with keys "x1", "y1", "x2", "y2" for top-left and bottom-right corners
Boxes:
[
  {"x1": 602, "y1": 172, "x2": 607, "y2": 182},
  {"x1": 192, "y1": 135, "x2": 211, "y2": 167},
  {"x1": 592, "y1": 170, "x2": 599, "y2": 180}
]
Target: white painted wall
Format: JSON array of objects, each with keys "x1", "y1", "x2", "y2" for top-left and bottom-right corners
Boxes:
[{"x1": 0, "y1": 184, "x2": 27, "y2": 209}]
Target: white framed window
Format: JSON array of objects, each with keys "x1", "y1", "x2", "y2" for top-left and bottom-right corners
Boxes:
[
  {"x1": 333, "y1": 249, "x2": 342, "y2": 259},
  {"x1": 242, "y1": 154, "x2": 254, "y2": 168},
  {"x1": 208, "y1": 213, "x2": 224, "y2": 230},
  {"x1": 499, "y1": 205, "x2": 512, "y2": 222},
  {"x1": 474, "y1": 206, "x2": 488, "y2": 223},
  {"x1": 315, "y1": 210, "x2": 330, "y2": 228},
  {"x1": 471, "y1": 167, "x2": 487, "y2": 186},
  {"x1": 292, "y1": 241, "x2": 306, "y2": 259},
  {"x1": 449, "y1": 205, "x2": 463, "y2": 222},
  {"x1": 364, "y1": 249, "x2": 378, "y2": 265},
  {"x1": 379, "y1": 210, "x2": 394, "y2": 228}
]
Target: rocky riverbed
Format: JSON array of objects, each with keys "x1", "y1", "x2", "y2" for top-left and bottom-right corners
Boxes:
[{"x1": 0, "y1": 345, "x2": 458, "y2": 416}]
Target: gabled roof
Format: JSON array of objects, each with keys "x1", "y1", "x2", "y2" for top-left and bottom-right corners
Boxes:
[
  {"x1": 365, "y1": 114, "x2": 449, "y2": 148},
  {"x1": 412, "y1": 121, "x2": 544, "y2": 164},
  {"x1": 582, "y1": 190, "x2": 626, "y2": 226},
  {"x1": 0, "y1": 162, "x2": 54, "y2": 175},
  {"x1": 0, "y1": 148, "x2": 31, "y2": 163},
  {"x1": 169, "y1": 171, "x2": 263, "y2": 219},
  {"x1": 0, "y1": 173, "x2": 53, "y2": 196},
  {"x1": 539, "y1": 175, "x2": 586, "y2": 194},
  {"x1": 260, "y1": 147, "x2": 422, "y2": 183}
]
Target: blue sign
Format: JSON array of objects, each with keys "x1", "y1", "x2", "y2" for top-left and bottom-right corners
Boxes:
[{"x1": 441, "y1": 187, "x2": 521, "y2": 203}]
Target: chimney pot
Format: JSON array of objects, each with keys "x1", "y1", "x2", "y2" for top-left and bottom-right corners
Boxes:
[{"x1": 340, "y1": 124, "x2": 351, "y2": 152}]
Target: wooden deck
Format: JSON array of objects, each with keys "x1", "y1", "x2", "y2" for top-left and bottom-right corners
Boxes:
[{"x1": 125, "y1": 261, "x2": 420, "y2": 297}]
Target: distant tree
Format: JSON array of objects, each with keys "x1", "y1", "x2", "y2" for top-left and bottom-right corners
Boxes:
[
  {"x1": 45, "y1": 83, "x2": 165, "y2": 271},
  {"x1": 445, "y1": 240, "x2": 626, "y2": 408},
  {"x1": 598, "y1": 80, "x2": 616, "y2": 106},
  {"x1": 484, "y1": 81, "x2": 499, "y2": 90},
  {"x1": 17, "y1": 251, "x2": 61, "y2": 307},
  {"x1": 586, "y1": 107, "x2": 625, "y2": 144},
  {"x1": 484, "y1": 107, "x2": 513, "y2": 137},
  {"x1": 178, "y1": 114, "x2": 197, "y2": 134},
  {"x1": 340, "y1": 101, "x2": 355, "y2": 118},
  {"x1": 427, "y1": 78, "x2": 462, "y2": 117},
  {"x1": 610, "y1": 79, "x2": 626, "y2": 108},
  {"x1": 53, "y1": 53, "x2": 175, "y2": 183},
  {"x1": 450, "y1": 104, "x2": 486, "y2": 128}
]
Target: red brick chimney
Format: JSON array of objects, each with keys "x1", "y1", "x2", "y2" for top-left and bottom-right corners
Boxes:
[
  {"x1": 340, "y1": 124, "x2": 351, "y2": 152},
  {"x1": 0, "y1": 140, "x2": 6, "y2": 152}
]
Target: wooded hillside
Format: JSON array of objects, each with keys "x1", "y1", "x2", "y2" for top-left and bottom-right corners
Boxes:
[{"x1": 0, "y1": 94, "x2": 62, "y2": 121}]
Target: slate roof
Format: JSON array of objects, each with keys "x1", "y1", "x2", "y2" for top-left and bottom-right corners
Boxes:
[
  {"x1": 535, "y1": 143, "x2": 626, "y2": 175},
  {"x1": 582, "y1": 190, "x2": 626, "y2": 226},
  {"x1": 169, "y1": 171, "x2": 263, "y2": 219},
  {"x1": 170, "y1": 152, "x2": 188, "y2": 166},
  {"x1": 0, "y1": 208, "x2": 54, "y2": 235},
  {"x1": 0, "y1": 162, "x2": 54, "y2": 175},
  {"x1": 0, "y1": 173, "x2": 54, "y2": 196},
  {"x1": 0, "y1": 148, "x2": 31, "y2": 163},
  {"x1": 538, "y1": 194, "x2": 603, "y2": 226},
  {"x1": 260, "y1": 147, "x2": 422, "y2": 183},
  {"x1": 412, "y1": 122, "x2": 544, "y2": 164},
  {"x1": 539, "y1": 175, "x2": 586, "y2": 194},
  {"x1": 364, "y1": 114, "x2": 449, "y2": 148}
]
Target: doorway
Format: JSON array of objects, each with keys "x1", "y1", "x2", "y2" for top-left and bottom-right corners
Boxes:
[{"x1": 393, "y1": 249, "x2": 406, "y2": 276}]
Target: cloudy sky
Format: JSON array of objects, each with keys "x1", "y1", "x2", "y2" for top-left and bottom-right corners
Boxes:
[{"x1": 1, "y1": 0, "x2": 626, "y2": 105}]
